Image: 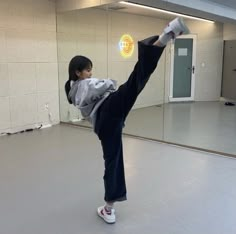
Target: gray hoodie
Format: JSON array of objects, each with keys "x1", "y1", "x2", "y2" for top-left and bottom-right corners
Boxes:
[{"x1": 69, "y1": 78, "x2": 117, "y2": 129}]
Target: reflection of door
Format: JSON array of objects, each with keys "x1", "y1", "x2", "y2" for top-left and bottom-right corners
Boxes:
[
  {"x1": 222, "y1": 40, "x2": 236, "y2": 100},
  {"x1": 170, "y1": 35, "x2": 196, "y2": 102}
]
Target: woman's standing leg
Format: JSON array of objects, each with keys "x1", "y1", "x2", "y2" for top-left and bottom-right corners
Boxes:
[
  {"x1": 96, "y1": 36, "x2": 165, "y2": 200},
  {"x1": 96, "y1": 118, "x2": 125, "y2": 224},
  {"x1": 96, "y1": 36, "x2": 164, "y2": 221},
  {"x1": 96, "y1": 17, "x2": 190, "y2": 224},
  {"x1": 101, "y1": 123, "x2": 126, "y2": 202}
]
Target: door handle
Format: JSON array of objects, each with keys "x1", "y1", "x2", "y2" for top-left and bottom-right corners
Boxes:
[
  {"x1": 233, "y1": 69, "x2": 236, "y2": 71},
  {"x1": 187, "y1": 66, "x2": 195, "y2": 74}
]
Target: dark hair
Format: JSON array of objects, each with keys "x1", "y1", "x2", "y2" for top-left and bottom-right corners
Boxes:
[{"x1": 65, "y1": 56, "x2": 93, "y2": 104}]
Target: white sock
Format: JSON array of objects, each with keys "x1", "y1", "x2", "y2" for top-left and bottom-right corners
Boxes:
[
  {"x1": 159, "y1": 32, "x2": 172, "y2": 46},
  {"x1": 105, "y1": 203, "x2": 114, "y2": 211}
]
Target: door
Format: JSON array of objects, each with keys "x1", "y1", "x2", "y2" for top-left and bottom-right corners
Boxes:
[
  {"x1": 169, "y1": 36, "x2": 196, "y2": 102},
  {"x1": 222, "y1": 40, "x2": 236, "y2": 100}
]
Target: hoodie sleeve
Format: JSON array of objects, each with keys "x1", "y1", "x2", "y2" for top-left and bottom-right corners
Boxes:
[
  {"x1": 86, "y1": 78, "x2": 117, "y2": 101},
  {"x1": 76, "y1": 78, "x2": 117, "y2": 106}
]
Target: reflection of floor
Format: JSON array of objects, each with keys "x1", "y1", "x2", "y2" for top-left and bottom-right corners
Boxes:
[
  {"x1": 163, "y1": 101, "x2": 236, "y2": 155},
  {"x1": 124, "y1": 105, "x2": 164, "y2": 139},
  {"x1": 70, "y1": 105, "x2": 164, "y2": 139},
  {"x1": 1, "y1": 125, "x2": 236, "y2": 233},
  {"x1": 70, "y1": 101, "x2": 236, "y2": 155}
]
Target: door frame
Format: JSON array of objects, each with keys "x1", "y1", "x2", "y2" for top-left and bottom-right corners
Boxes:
[{"x1": 169, "y1": 34, "x2": 197, "y2": 102}]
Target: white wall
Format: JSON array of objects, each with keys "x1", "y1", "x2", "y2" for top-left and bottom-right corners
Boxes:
[
  {"x1": 223, "y1": 23, "x2": 236, "y2": 40},
  {"x1": 0, "y1": 0, "x2": 59, "y2": 134},
  {"x1": 57, "y1": 9, "x2": 110, "y2": 122},
  {"x1": 108, "y1": 11, "x2": 166, "y2": 109},
  {"x1": 192, "y1": 22, "x2": 223, "y2": 101},
  {"x1": 192, "y1": 21, "x2": 223, "y2": 101},
  {"x1": 56, "y1": 0, "x2": 120, "y2": 12}
]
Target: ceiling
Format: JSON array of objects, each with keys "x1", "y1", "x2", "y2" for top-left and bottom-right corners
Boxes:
[
  {"x1": 206, "y1": 0, "x2": 236, "y2": 9},
  {"x1": 96, "y1": 1, "x2": 236, "y2": 23},
  {"x1": 97, "y1": 3, "x2": 174, "y2": 20}
]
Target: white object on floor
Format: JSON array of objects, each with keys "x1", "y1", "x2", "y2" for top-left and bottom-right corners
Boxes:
[{"x1": 40, "y1": 124, "x2": 52, "y2": 129}]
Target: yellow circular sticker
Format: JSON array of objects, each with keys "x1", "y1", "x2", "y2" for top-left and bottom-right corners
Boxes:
[{"x1": 119, "y1": 34, "x2": 134, "y2": 58}]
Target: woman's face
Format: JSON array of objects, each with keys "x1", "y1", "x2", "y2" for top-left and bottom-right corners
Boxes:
[{"x1": 76, "y1": 65, "x2": 92, "y2": 80}]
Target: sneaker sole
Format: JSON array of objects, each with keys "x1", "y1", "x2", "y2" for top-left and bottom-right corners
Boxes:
[
  {"x1": 178, "y1": 17, "x2": 190, "y2": 34},
  {"x1": 164, "y1": 17, "x2": 190, "y2": 35},
  {"x1": 97, "y1": 210, "x2": 116, "y2": 224}
]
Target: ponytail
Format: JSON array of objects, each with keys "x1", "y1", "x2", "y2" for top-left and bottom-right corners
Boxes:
[{"x1": 65, "y1": 80, "x2": 73, "y2": 104}]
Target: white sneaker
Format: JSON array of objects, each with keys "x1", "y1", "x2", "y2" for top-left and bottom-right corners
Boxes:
[
  {"x1": 164, "y1": 17, "x2": 190, "y2": 37},
  {"x1": 97, "y1": 205, "x2": 116, "y2": 224}
]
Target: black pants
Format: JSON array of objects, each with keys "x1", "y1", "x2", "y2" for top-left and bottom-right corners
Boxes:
[{"x1": 95, "y1": 35, "x2": 165, "y2": 202}]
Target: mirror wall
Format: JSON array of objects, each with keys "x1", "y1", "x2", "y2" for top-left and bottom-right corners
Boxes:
[
  {"x1": 57, "y1": 6, "x2": 166, "y2": 140},
  {"x1": 57, "y1": 4, "x2": 236, "y2": 156},
  {"x1": 57, "y1": 8, "x2": 109, "y2": 126}
]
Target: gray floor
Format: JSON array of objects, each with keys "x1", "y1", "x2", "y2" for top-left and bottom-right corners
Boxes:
[
  {"x1": 72, "y1": 101, "x2": 236, "y2": 155},
  {"x1": 1, "y1": 124, "x2": 236, "y2": 234}
]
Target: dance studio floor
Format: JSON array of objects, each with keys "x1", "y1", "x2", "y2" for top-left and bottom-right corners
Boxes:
[{"x1": 1, "y1": 124, "x2": 236, "y2": 234}]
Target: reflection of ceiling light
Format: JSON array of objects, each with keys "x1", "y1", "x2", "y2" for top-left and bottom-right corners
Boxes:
[{"x1": 120, "y1": 1, "x2": 215, "y2": 23}]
